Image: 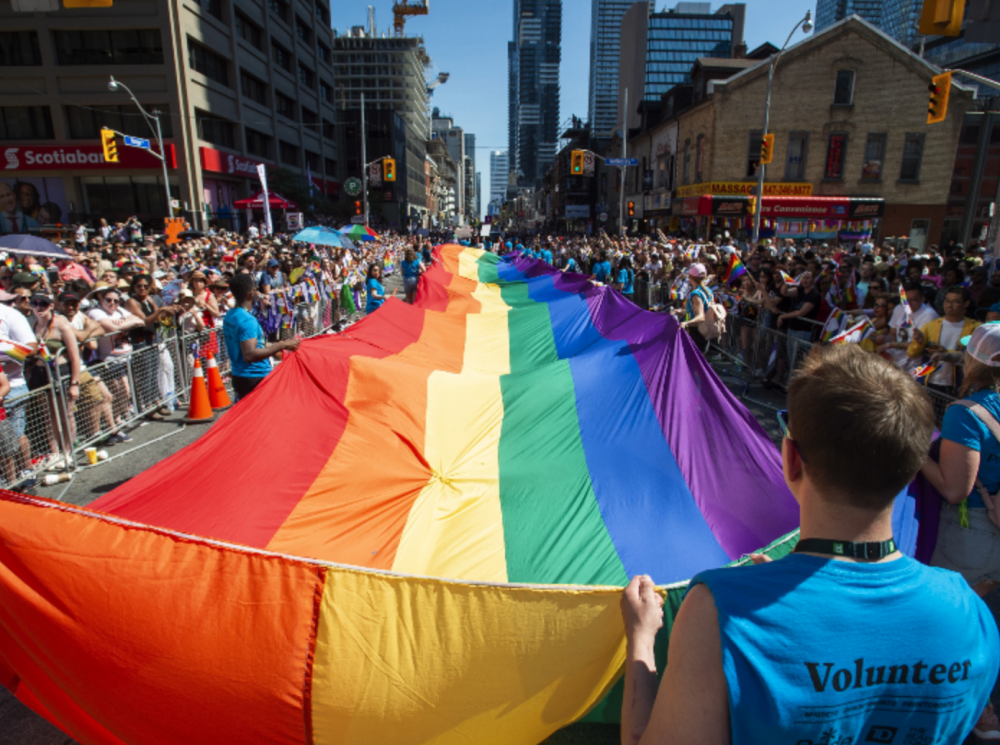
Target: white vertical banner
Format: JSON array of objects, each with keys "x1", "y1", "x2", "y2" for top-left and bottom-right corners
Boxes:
[
  {"x1": 256, "y1": 164, "x2": 272, "y2": 235},
  {"x1": 369, "y1": 161, "x2": 382, "y2": 187}
]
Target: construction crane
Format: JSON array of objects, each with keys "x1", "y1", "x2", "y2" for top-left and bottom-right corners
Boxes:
[
  {"x1": 393, "y1": 0, "x2": 429, "y2": 36},
  {"x1": 427, "y1": 71, "x2": 449, "y2": 96}
]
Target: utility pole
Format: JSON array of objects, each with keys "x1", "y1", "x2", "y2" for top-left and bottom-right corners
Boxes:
[
  {"x1": 619, "y1": 88, "x2": 627, "y2": 238},
  {"x1": 361, "y1": 91, "x2": 369, "y2": 228}
]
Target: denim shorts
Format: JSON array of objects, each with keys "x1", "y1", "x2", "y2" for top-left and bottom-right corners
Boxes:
[
  {"x1": 931, "y1": 502, "x2": 1000, "y2": 585},
  {"x1": 6, "y1": 383, "x2": 28, "y2": 439}
]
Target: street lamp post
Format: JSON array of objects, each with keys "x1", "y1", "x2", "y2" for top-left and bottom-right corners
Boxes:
[
  {"x1": 751, "y1": 10, "x2": 813, "y2": 245},
  {"x1": 107, "y1": 76, "x2": 173, "y2": 222}
]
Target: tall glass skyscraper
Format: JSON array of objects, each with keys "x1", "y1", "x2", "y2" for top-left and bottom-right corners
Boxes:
[
  {"x1": 508, "y1": 0, "x2": 562, "y2": 187},
  {"x1": 814, "y1": 0, "x2": 885, "y2": 34},
  {"x1": 588, "y1": 0, "x2": 635, "y2": 135},
  {"x1": 644, "y1": 3, "x2": 745, "y2": 102},
  {"x1": 880, "y1": 0, "x2": 923, "y2": 48},
  {"x1": 490, "y1": 150, "x2": 509, "y2": 207}
]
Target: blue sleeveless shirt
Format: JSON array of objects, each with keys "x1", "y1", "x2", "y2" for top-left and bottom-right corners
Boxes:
[{"x1": 691, "y1": 554, "x2": 999, "y2": 745}]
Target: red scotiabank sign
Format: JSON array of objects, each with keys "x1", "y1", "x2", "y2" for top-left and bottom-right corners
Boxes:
[
  {"x1": 3, "y1": 143, "x2": 177, "y2": 171},
  {"x1": 200, "y1": 146, "x2": 270, "y2": 177}
]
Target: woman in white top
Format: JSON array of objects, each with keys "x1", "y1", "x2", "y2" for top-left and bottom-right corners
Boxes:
[{"x1": 86, "y1": 283, "x2": 144, "y2": 427}]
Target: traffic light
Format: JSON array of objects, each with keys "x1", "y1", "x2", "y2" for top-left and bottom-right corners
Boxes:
[
  {"x1": 383, "y1": 158, "x2": 396, "y2": 182},
  {"x1": 627, "y1": 201, "x2": 635, "y2": 217},
  {"x1": 354, "y1": 201, "x2": 362, "y2": 215},
  {"x1": 760, "y1": 133, "x2": 774, "y2": 165},
  {"x1": 100, "y1": 128, "x2": 118, "y2": 163},
  {"x1": 927, "y1": 71, "x2": 952, "y2": 124},
  {"x1": 571, "y1": 149, "x2": 584, "y2": 174},
  {"x1": 919, "y1": 0, "x2": 966, "y2": 36},
  {"x1": 747, "y1": 196, "x2": 757, "y2": 215}
]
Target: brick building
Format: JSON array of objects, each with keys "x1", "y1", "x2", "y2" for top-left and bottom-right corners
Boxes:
[{"x1": 672, "y1": 16, "x2": 975, "y2": 246}]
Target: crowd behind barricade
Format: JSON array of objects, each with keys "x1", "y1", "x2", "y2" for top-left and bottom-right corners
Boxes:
[{"x1": 0, "y1": 219, "x2": 434, "y2": 490}]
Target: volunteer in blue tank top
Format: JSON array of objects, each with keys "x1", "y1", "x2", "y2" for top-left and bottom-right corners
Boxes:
[
  {"x1": 617, "y1": 255, "x2": 635, "y2": 302},
  {"x1": 679, "y1": 263, "x2": 713, "y2": 354},
  {"x1": 400, "y1": 248, "x2": 423, "y2": 305},
  {"x1": 365, "y1": 263, "x2": 394, "y2": 314},
  {"x1": 621, "y1": 345, "x2": 999, "y2": 745},
  {"x1": 922, "y1": 322, "x2": 1000, "y2": 600},
  {"x1": 591, "y1": 251, "x2": 612, "y2": 284}
]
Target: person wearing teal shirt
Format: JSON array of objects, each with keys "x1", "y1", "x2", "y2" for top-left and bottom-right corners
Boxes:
[
  {"x1": 365, "y1": 263, "x2": 393, "y2": 314},
  {"x1": 541, "y1": 248, "x2": 553, "y2": 264},
  {"x1": 591, "y1": 252, "x2": 612, "y2": 283},
  {"x1": 617, "y1": 257, "x2": 634, "y2": 300},
  {"x1": 622, "y1": 345, "x2": 999, "y2": 745}
]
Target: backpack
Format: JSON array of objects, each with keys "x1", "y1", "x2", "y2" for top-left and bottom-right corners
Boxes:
[
  {"x1": 693, "y1": 288, "x2": 727, "y2": 340},
  {"x1": 948, "y1": 400, "x2": 1000, "y2": 530}
]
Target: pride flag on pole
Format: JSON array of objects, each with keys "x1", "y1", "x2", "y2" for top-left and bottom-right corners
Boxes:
[{"x1": 723, "y1": 254, "x2": 747, "y2": 285}]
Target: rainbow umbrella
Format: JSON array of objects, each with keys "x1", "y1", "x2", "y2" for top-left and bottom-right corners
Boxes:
[
  {"x1": 0, "y1": 246, "x2": 801, "y2": 745},
  {"x1": 338, "y1": 224, "x2": 379, "y2": 242}
]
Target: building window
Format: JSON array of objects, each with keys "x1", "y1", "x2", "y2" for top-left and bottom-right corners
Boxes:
[
  {"x1": 301, "y1": 107, "x2": 318, "y2": 126},
  {"x1": 268, "y1": 0, "x2": 288, "y2": 23},
  {"x1": 824, "y1": 132, "x2": 849, "y2": 180},
  {"x1": 82, "y1": 176, "x2": 172, "y2": 219},
  {"x1": 0, "y1": 106, "x2": 54, "y2": 140},
  {"x1": 295, "y1": 17, "x2": 312, "y2": 44},
  {"x1": 320, "y1": 81, "x2": 332, "y2": 102},
  {"x1": 746, "y1": 130, "x2": 762, "y2": 178},
  {"x1": 188, "y1": 40, "x2": 230, "y2": 87},
  {"x1": 67, "y1": 103, "x2": 172, "y2": 139},
  {"x1": 195, "y1": 0, "x2": 223, "y2": 21},
  {"x1": 275, "y1": 93, "x2": 296, "y2": 121},
  {"x1": 683, "y1": 139, "x2": 691, "y2": 184},
  {"x1": 246, "y1": 128, "x2": 271, "y2": 158},
  {"x1": 272, "y1": 42, "x2": 292, "y2": 72},
  {"x1": 54, "y1": 29, "x2": 164, "y2": 66},
  {"x1": 833, "y1": 70, "x2": 855, "y2": 106},
  {"x1": 899, "y1": 133, "x2": 925, "y2": 182},
  {"x1": 196, "y1": 109, "x2": 235, "y2": 149},
  {"x1": 324, "y1": 156, "x2": 336, "y2": 175},
  {"x1": 298, "y1": 63, "x2": 315, "y2": 90},
  {"x1": 318, "y1": 43, "x2": 331, "y2": 64},
  {"x1": 657, "y1": 154, "x2": 669, "y2": 189},
  {"x1": 240, "y1": 70, "x2": 267, "y2": 106},
  {"x1": 235, "y1": 12, "x2": 262, "y2": 50},
  {"x1": 0, "y1": 32, "x2": 41, "y2": 66},
  {"x1": 695, "y1": 135, "x2": 705, "y2": 182},
  {"x1": 279, "y1": 140, "x2": 299, "y2": 167},
  {"x1": 304, "y1": 150, "x2": 320, "y2": 171},
  {"x1": 322, "y1": 119, "x2": 335, "y2": 141},
  {"x1": 861, "y1": 133, "x2": 886, "y2": 181},
  {"x1": 315, "y1": 2, "x2": 329, "y2": 24},
  {"x1": 784, "y1": 131, "x2": 809, "y2": 181}
]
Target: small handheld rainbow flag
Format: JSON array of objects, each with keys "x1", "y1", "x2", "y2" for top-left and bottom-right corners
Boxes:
[
  {"x1": 820, "y1": 308, "x2": 846, "y2": 343},
  {"x1": 0, "y1": 338, "x2": 37, "y2": 364},
  {"x1": 911, "y1": 364, "x2": 938, "y2": 380},
  {"x1": 723, "y1": 254, "x2": 747, "y2": 285},
  {"x1": 844, "y1": 271, "x2": 858, "y2": 305},
  {"x1": 779, "y1": 270, "x2": 799, "y2": 287},
  {"x1": 830, "y1": 318, "x2": 874, "y2": 346},
  {"x1": 898, "y1": 284, "x2": 913, "y2": 329}
]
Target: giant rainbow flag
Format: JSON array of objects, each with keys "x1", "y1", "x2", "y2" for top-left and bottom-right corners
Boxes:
[{"x1": 0, "y1": 246, "x2": 800, "y2": 745}]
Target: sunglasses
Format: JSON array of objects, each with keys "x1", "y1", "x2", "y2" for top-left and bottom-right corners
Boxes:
[
  {"x1": 103, "y1": 297, "x2": 120, "y2": 305},
  {"x1": 776, "y1": 410, "x2": 808, "y2": 463},
  {"x1": 133, "y1": 283, "x2": 150, "y2": 289},
  {"x1": 30, "y1": 299, "x2": 52, "y2": 309}
]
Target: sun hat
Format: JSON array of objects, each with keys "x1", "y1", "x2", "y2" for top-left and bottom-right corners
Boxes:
[
  {"x1": 963, "y1": 322, "x2": 1000, "y2": 365},
  {"x1": 688, "y1": 263, "x2": 707, "y2": 278}
]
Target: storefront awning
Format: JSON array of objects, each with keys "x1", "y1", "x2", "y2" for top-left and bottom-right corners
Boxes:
[{"x1": 680, "y1": 195, "x2": 883, "y2": 218}]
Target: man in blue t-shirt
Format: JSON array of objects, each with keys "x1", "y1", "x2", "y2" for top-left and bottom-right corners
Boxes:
[
  {"x1": 223, "y1": 273, "x2": 300, "y2": 401},
  {"x1": 621, "y1": 345, "x2": 1000, "y2": 745}
]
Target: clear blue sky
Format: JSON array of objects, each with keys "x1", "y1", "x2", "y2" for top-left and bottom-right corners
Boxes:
[{"x1": 332, "y1": 0, "x2": 814, "y2": 216}]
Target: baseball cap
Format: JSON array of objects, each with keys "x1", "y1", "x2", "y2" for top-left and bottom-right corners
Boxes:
[
  {"x1": 963, "y1": 322, "x2": 1000, "y2": 365},
  {"x1": 57, "y1": 291, "x2": 80, "y2": 303},
  {"x1": 11, "y1": 272, "x2": 38, "y2": 288},
  {"x1": 688, "y1": 263, "x2": 707, "y2": 278},
  {"x1": 267, "y1": 259, "x2": 280, "y2": 268}
]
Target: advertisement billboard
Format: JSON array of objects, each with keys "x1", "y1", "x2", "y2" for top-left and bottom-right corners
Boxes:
[{"x1": 0, "y1": 177, "x2": 67, "y2": 234}]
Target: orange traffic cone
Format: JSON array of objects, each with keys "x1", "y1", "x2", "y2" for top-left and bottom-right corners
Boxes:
[
  {"x1": 183, "y1": 359, "x2": 215, "y2": 423},
  {"x1": 204, "y1": 353, "x2": 232, "y2": 410}
]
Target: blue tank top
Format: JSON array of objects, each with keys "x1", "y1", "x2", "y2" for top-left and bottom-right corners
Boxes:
[{"x1": 691, "y1": 553, "x2": 998, "y2": 745}]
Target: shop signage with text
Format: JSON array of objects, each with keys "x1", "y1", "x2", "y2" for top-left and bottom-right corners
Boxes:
[
  {"x1": 676, "y1": 181, "x2": 813, "y2": 199},
  {"x1": 200, "y1": 146, "x2": 270, "y2": 176},
  {"x1": 4, "y1": 143, "x2": 177, "y2": 171}
]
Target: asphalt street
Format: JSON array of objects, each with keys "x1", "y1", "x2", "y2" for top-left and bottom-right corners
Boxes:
[{"x1": 0, "y1": 337, "x2": 786, "y2": 745}]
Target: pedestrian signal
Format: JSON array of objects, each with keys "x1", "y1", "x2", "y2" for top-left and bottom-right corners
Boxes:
[
  {"x1": 384, "y1": 158, "x2": 396, "y2": 182},
  {"x1": 354, "y1": 200, "x2": 362, "y2": 215},
  {"x1": 919, "y1": 0, "x2": 966, "y2": 36},
  {"x1": 627, "y1": 201, "x2": 635, "y2": 217},
  {"x1": 100, "y1": 128, "x2": 118, "y2": 163},
  {"x1": 927, "y1": 71, "x2": 952, "y2": 124},
  {"x1": 571, "y1": 150, "x2": 584, "y2": 174},
  {"x1": 760, "y1": 134, "x2": 775, "y2": 165}
]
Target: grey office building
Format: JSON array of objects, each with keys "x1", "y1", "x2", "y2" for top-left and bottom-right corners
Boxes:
[
  {"x1": 508, "y1": 0, "x2": 562, "y2": 187},
  {"x1": 588, "y1": 0, "x2": 634, "y2": 135}
]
